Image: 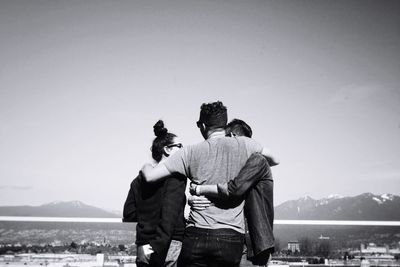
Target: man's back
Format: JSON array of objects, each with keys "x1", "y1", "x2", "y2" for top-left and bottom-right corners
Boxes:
[
  {"x1": 140, "y1": 101, "x2": 265, "y2": 266},
  {"x1": 164, "y1": 135, "x2": 262, "y2": 233}
]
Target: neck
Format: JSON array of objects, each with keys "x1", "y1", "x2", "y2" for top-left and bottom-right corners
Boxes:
[
  {"x1": 207, "y1": 129, "x2": 226, "y2": 139},
  {"x1": 159, "y1": 154, "x2": 169, "y2": 163}
]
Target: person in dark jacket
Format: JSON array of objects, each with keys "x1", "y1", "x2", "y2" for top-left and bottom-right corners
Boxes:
[
  {"x1": 123, "y1": 120, "x2": 187, "y2": 267},
  {"x1": 190, "y1": 119, "x2": 277, "y2": 266}
]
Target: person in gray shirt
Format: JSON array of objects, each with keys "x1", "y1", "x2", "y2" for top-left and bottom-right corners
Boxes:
[
  {"x1": 141, "y1": 101, "x2": 273, "y2": 267},
  {"x1": 191, "y1": 118, "x2": 278, "y2": 266}
]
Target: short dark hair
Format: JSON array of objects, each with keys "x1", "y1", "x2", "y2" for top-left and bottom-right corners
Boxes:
[
  {"x1": 226, "y1": 119, "x2": 253, "y2": 138},
  {"x1": 198, "y1": 101, "x2": 227, "y2": 129},
  {"x1": 151, "y1": 120, "x2": 176, "y2": 162}
]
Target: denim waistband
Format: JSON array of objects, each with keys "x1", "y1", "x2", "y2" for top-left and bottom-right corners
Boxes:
[{"x1": 185, "y1": 226, "x2": 244, "y2": 236}]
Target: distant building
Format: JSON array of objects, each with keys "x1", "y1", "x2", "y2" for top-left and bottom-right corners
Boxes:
[
  {"x1": 361, "y1": 243, "x2": 388, "y2": 254},
  {"x1": 318, "y1": 235, "x2": 330, "y2": 240},
  {"x1": 51, "y1": 240, "x2": 63, "y2": 247},
  {"x1": 389, "y1": 248, "x2": 400, "y2": 255},
  {"x1": 97, "y1": 253, "x2": 105, "y2": 266},
  {"x1": 288, "y1": 240, "x2": 300, "y2": 253}
]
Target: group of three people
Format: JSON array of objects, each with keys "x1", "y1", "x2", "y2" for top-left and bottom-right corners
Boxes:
[{"x1": 123, "y1": 101, "x2": 279, "y2": 267}]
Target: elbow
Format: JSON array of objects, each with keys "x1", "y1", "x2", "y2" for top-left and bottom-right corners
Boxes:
[
  {"x1": 229, "y1": 189, "x2": 246, "y2": 198},
  {"x1": 145, "y1": 174, "x2": 157, "y2": 183},
  {"x1": 262, "y1": 154, "x2": 280, "y2": 167},
  {"x1": 271, "y1": 158, "x2": 280, "y2": 166},
  {"x1": 141, "y1": 170, "x2": 152, "y2": 182},
  {"x1": 140, "y1": 164, "x2": 160, "y2": 182},
  {"x1": 142, "y1": 172, "x2": 150, "y2": 182},
  {"x1": 227, "y1": 183, "x2": 245, "y2": 198},
  {"x1": 273, "y1": 156, "x2": 281, "y2": 165}
]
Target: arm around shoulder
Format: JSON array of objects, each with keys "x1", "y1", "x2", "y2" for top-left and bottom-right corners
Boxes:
[{"x1": 141, "y1": 163, "x2": 171, "y2": 182}]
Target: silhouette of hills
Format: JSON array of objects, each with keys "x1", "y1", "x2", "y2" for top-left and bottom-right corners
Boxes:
[
  {"x1": 1, "y1": 193, "x2": 399, "y2": 220},
  {"x1": 0, "y1": 201, "x2": 120, "y2": 218},
  {"x1": 275, "y1": 193, "x2": 400, "y2": 220}
]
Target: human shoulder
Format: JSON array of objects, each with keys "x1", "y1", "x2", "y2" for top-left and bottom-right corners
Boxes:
[
  {"x1": 162, "y1": 141, "x2": 205, "y2": 177},
  {"x1": 188, "y1": 140, "x2": 209, "y2": 149},
  {"x1": 235, "y1": 136, "x2": 263, "y2": 152},
  {"x1": 235, "y1": 135, "x2": 260, "y2": 144},
  {"x1": 130, "y1": 173, "x2": 142, "y2": 188},
  {"x1": 171, "y1": 140, "x2": 206, "y2": 158}
]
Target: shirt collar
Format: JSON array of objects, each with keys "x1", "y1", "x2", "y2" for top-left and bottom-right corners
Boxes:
[{"x1": 208, "y1": 131, "x2": 226, "y2": 139}]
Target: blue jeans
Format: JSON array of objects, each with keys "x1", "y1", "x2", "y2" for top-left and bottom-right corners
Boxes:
[{"x1": 178, "y1": 227, "x2": 244, "y2": 267}]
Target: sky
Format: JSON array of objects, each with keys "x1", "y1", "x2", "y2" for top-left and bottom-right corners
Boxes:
[{"x1": 1, "y1": 0, "x2": 399, "y2": 211}]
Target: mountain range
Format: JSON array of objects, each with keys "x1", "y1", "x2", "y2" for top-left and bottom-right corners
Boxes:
[
  {"x1": 274, "y1": 193, "x2": 400, "y2": 221},
  {"x1": 0, "y1": 193, "x2": 399, "y2": 220},
  {"x1": 0, "y1": 201, "x2": 120, "y2": 218}
]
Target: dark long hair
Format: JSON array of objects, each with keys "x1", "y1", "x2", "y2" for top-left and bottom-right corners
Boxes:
[{"x1": 151, "y1": 120, "x2": 176, "y2": 162}]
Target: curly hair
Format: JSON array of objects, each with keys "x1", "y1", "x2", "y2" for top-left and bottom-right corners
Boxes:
[
  {"x1": 198, "y1": 101, "x2": 228, "y2": 129},
  {"x1": 151, "y1": 120, "x2": 176, "y2": 162}
]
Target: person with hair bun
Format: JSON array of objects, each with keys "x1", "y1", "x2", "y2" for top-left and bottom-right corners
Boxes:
[{"x1": 123, "y1": 120, "x2": 186, "y2": 267}]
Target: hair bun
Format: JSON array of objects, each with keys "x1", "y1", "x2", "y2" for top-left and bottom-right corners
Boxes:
[{"x1": 153, "y1": 120, "x2": 168, "y2": 137}]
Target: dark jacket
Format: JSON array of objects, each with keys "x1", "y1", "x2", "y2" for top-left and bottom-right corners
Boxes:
[
  {"x1": 218, "y1": 153, "x2": 274, "y2": 265},
  {"x1": 123, "y1": 171, "x2": 187, "y2": 266}
]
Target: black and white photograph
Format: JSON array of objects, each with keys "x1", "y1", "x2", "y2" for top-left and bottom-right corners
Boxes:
[{"x1": 1, "y1": 1, "x2": 399, "y2": 266}]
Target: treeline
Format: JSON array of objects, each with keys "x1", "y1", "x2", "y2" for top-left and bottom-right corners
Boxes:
[{"x1": 0, "y1": 242, "x2": 136, "y2": 255}]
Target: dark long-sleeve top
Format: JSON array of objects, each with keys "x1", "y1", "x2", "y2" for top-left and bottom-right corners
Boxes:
[
  {"x1": 123, "y1": 171, "x2": 187, "y2": 266},
  {"x1": 218, "y1": 152, "x2": 275, "y2": 266}
]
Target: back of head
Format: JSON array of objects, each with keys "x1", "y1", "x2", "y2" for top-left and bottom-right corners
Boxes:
[
  {"x1": 151, "y1": 120, "x2": 176, "y2": 162},
  {"x1": 226, "y1": 118, "x2": 253, "y2": 138},
  {"x1": 198, "y1": 101, "x2": 228, "y2": 129}
]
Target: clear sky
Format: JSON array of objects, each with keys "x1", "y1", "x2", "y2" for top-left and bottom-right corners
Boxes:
[{"x1": 1, "y1": 0, "x2": 399, "y2": 211}]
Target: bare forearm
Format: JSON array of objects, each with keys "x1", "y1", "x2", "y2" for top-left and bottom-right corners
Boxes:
[
  {"x1": 195, "y1": 184, "x2": 219, "y2": 197},
  {"x1": 141, "y1": 163, "x2": 171, "y2": 182}
]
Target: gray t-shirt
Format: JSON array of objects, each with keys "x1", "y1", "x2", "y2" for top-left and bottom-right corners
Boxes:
[{"x1": 164, "y1": 135, "x2": 263, "y2": 233}]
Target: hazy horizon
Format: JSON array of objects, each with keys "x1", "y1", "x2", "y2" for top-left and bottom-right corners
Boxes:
[
  {"x1": 1, "y1": 191, "x2": 398, "y2": 215},
  {"x1": 1, "y1": 0, "x2": 399, "y2": 210},
  {"x1": 0, "y1": 191, "x2": 398, "y2": 213}
]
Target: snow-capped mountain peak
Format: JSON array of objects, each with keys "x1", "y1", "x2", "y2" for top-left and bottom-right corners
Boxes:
[
  {"x1": 381, "y1": 193, "x2": 394, "y2": 201},
  {"x1": 372, "y1": 197, "x2": 383, "y2": 204},
  {"x1": 45, "y1": 201, "x2": 63, "y2": 206},
  {"x1": 317, "y1": 194, "x2": 344, "y2": 206},
  {"x1": 70, "y1": 200, "x2": 84, "y2": 207},
  {"x1": 300, "y1": 195, "x2": 314, "y2": 201},
  {"x1": 275, "y1": 193, "x2": 400, "y2": 221},
  {"x1": 327, "y1": 194, "x2": 343, "y2": 199},
  {"x1": 41, "y1": 200, "x2": 86, "y2": 208}
]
